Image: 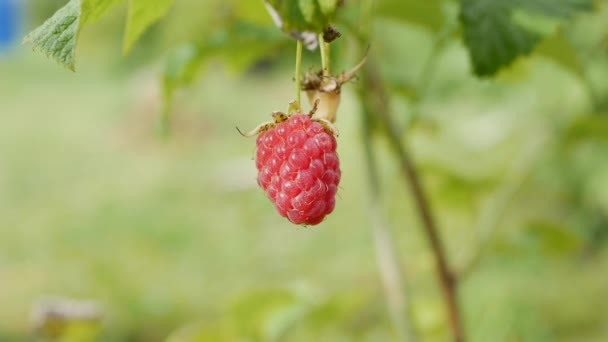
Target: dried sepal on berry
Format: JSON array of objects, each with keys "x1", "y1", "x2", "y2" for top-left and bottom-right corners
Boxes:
[
  {"x1": 237, "y1": 99, "x2": 337, "y2": 139},
  {"x1": 236, "y1": 110, "x2": 290, "y2": 137}
]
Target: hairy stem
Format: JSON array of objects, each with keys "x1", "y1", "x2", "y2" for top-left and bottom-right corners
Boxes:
[
  {"x1": 318, "y1": 33, "x2": 330, "y2": 76},
  {"x1": 295, "y1": 40, "x2": 303, "y2": 110},
  {"x1": 363, "y1": 60, "x2": 464, "y2": 342}
]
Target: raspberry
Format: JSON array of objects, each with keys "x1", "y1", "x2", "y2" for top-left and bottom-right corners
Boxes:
[{"x1": 255, "y1": 114, "x2": 340, "y2": 225}]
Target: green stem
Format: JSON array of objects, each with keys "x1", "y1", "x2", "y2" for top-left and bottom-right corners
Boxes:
[
  {"x1": 319, "y1": 34, "x2": 330, "y2": 76},
  {"x1": 295, "y1": 40, "x2": 303, "y2": 110}
]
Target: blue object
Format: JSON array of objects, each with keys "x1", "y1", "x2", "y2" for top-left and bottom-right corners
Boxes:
[{"x1": 0, "y1": 0, "x2": 22, "y2": 52}]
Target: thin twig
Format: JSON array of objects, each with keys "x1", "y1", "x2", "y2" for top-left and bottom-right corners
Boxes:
[{"x1": 363, "y1": 60, "x2": 465, "y2": 342}]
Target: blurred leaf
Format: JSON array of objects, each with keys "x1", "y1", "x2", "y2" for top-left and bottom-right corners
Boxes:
[
  {"x1": 375, "y1": 0, "x2": 444, "y2": 32},
  {"x1": 163, "y1": 22, "x2": 285, "y2": 100},
  {"x1": 123, "y1": 0, "x2": 175, "y2": 53},
  {"x1": 166, "y1": 321, "x2": 234, "y2": 342},
  {"x1": 81, "y1": 0, "x2": 124, "y2": 22},
  {"x1": 265, "y1": 303, "x2": 309, "y2": 341},
  {"x1": 56, "y1": 321, "x2": 101, "y2": 342},
  {"x1": 459, "y1": 0, "x2": 593, "y2": 77},
  {"x1": 411, "y1": 298, "x2": 445, "y2": 335},
  {"x1": 234, "y1": 1, "x2": 275, "y2": 26},
  {"x1": 526, "y1": 220, "x2": 583, "y2": 256},
  {"x1": 160, "y1": 43, "x2": 207, "y2": 135},
  {"x1": 207, "y1": 22, "x2": 286, "y2": 73},
  {"x1": 23, "y1": 0, "x2": 125, "y2": 71},
  {"x1": 301, "y1": 291, "x2": 374, "y2": 332},
  {"x1": 513, "y1": 0, "x2": 594, "y2": 18},
  {"x1": 163, "y1": 44, "x2": 206, "y2": 101},
  {"x1": 264, "y1": 0, "x2": 338, "y2": 33},
  {"x1": 537, "y1": 31, "x2": 584, "y2": 77},
  {"x1": 36, "y1": 320, "x2": 101, "y2": 342},
  {"x1": 161, "y1": 22, "x2": 286, "y2": 135},
  {"x1": 564, "y1": 114, "x2": 608, "y2": 145},
  {"x1": 229, "y1": 289, "x2": 306, "y2": 341}
]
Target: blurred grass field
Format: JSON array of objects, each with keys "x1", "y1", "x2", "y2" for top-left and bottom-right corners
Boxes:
[{"x1": 2, "y1": 2, "x2": 608, "y2": 340}]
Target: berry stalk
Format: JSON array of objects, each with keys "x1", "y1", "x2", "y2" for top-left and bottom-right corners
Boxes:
[
  {"x1": 295, "y1": 39, "x2": 303, "y2": 111},
  {"x1": 318, "y1": 33, "x2": 330, "y2": 77}
]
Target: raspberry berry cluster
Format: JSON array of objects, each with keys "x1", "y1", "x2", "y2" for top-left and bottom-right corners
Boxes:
[
  {"x1": 254, "y1": 109, "x2": 340, "y2": 225},
  {"x1": 239, "y1": 33, "x2": 366, "y2": 226}
]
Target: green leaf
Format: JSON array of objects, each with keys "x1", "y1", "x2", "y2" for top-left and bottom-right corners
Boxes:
[
  {"x1": 24, "y1": 0, "x2": 124, "y2": 71},
  {"x1": 375, "y1": 0, "x2": 445, "y2": 32},
  {"x1": 459, "y1": 0, "x2": 593, "y2": 77},
  {"x1": 265, "y1": 0, "x2": 338, "y2": 33},
  {"x1": 459, "y1": 0, "x2": 540, "y2": 77},
  {"x1": 123, "y1": 0, "x2": 176, "y2": 53}
]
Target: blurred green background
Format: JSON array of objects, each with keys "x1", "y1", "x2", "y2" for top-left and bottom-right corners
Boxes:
[{"x1": 1, "y1": 0, "x2": 608, "y2": 341}]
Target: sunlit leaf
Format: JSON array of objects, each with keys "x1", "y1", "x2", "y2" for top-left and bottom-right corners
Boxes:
[
  {"x1": 81, "y1": 0, "x2": 124, "y2": 22},
  {"x1": 123, "y1": 0, "x2": 176, "y2": 53}
]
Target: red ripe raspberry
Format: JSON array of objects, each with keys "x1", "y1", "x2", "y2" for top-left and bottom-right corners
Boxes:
[{"x1": 255, "y1": 114, "x2": 340, "y2": 225}]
